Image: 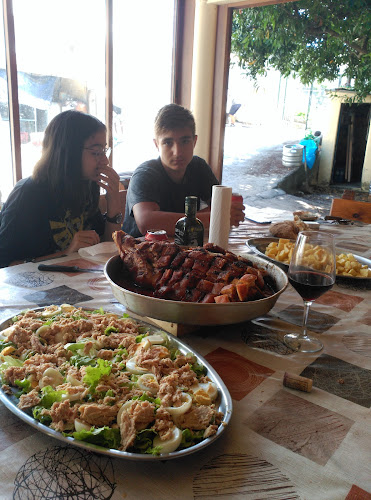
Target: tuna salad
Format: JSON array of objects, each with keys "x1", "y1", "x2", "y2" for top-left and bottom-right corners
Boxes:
[{"x1": 0, "y1": 305, "x2": 224, "y2": 455}]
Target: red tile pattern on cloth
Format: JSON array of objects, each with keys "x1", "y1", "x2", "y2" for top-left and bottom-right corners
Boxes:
[
  {"x1": 193, "y1": 453, "x2": 300, "y2": 499},
  {"x1": 315, "y1": 289, "x2": 363, "y2": 312},
  {"x1": 345, "y1": 485, "x2": 371, "y2": 500},
  {"x1": 204, "y1": 347, "x2": 274, "y2": 401},
  {"x1": 246, "y1": 389, "x2": 354, "y2": 466}
]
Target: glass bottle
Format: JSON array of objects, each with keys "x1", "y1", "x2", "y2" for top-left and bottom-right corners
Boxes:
[{"x1": 174, "y1": 196, "x2": 204, "y2": 247}]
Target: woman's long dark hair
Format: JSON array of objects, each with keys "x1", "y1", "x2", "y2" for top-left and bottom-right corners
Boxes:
[{"x1": 33, "y1": 110, "x2": 106, "y2": 216}]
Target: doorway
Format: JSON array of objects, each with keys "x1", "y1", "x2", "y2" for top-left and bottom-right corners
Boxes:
[{"x1": 331, "y1": 103, "x2": 371, "y2": 185}]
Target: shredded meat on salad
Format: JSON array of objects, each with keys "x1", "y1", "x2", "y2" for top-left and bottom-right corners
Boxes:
[{"x1": 0, "y1": 305, "x2": 224, "y2": 455}]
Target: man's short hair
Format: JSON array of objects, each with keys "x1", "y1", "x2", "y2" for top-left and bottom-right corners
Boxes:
[{"x1": 154, "y1": 104, "x2": 196, "y2": 138}]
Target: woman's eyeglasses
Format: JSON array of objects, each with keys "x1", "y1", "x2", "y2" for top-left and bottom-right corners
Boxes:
[{"x1": 84, "y1": 147, "x2": 111, "y2": 158}]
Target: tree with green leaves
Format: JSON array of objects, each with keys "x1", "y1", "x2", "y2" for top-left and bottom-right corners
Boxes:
[{"x1": 231, "y1": 0, "x2": 371, "y2": 102}]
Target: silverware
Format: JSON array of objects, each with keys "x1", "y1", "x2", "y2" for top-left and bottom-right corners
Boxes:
[{"x1": 38, "y1": 264, "x2": 103, "y2": 273}]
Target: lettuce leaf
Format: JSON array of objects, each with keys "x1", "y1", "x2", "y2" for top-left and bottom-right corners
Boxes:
[
  {"x1": 0, "y1": 355, "x2": 23, "y2": 372},
  {"x1": 40, "y1": 385, "x2": 67, "y2": 408},
  {"x1": 33, "y1": 406, "x2": 52, "y2": 425},
  {"x1": 15, "y1": 378, "x2": 32, "y2": 395},
  {"x1": 67, "y1": 426, "x2": 120, "y2": 449},
  {"x1": 83, "y1": 358, "x2": 111, "y2": 391}
]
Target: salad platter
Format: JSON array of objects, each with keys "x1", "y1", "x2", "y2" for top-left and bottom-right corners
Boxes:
[{"x1": 0, "y1": 305, "x2": 232, "y2": 461}]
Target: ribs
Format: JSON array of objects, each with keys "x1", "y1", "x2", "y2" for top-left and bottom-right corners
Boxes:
[{"x1": 112, "y1": 231, "x2": 276, "y2": 303}]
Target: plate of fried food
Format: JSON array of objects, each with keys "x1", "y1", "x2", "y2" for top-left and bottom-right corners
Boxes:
[
  {"x1": 247, "y1": 237, "x2": 371, "y2": 281},
  {"x1": 0, "y1": 304, "x2": 232, "y2": 461},
  {"x1": 104, "y1": 231, "x2": 288, "y2": 326}
]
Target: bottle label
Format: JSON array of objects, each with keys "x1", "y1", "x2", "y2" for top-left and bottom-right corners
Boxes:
[{"x1": 174, "y1": 227, "x2": 203, "y2": 247}]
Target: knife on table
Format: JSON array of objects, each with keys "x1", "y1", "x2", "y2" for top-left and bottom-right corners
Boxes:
[{"x1": 38, "y1": 264, "x2": 103, "y2": 273}]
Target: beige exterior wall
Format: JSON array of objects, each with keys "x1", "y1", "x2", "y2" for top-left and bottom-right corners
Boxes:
[
  {"x1": 319, "y1": 92, "x2": 371, "y2": 189},
  {"x1": 191, "y1": 0, "x2": 218, "y2": 162}
]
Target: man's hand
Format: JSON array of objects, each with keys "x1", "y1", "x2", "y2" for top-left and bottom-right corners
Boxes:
[
  {"x1": 230, "y1": 199, "x2": 245, "y2": 227},
  {"x1": 66, "y1": 230, "x2": 100, "y2": 254}
]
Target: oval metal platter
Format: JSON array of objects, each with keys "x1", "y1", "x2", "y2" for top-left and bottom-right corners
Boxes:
[
  {"x1": 246, "y1": 237, "x2": 371, "y2": 282},
  {"x1": 0, "y1": 308, "x2": 232, "y2": 461}
]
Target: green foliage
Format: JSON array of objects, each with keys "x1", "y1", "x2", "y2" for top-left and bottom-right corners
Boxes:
[{"x1": 231, "y1": 0, "x2": 371, "y2": 102}]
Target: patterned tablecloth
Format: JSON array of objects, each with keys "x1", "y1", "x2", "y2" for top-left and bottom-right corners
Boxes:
[{"x1": 0, "y1": 221, "x2": 370, "y2": 500}]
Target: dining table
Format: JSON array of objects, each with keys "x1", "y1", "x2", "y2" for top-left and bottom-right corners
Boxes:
[{"x1": 0, "y1": 219, "x2": 370, "y2": 500}]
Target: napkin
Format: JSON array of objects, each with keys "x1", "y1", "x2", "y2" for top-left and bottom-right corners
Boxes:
[
  {"x1": 208, "y1": 185, "x2": 232, "y2": 249},
  {"x1": 78, "y1": 242, "x2": 117, "y2": 264}
]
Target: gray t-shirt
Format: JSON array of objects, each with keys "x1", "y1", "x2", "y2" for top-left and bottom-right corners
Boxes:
[{"x1": 122, "y1": 156, "x2": 219, "y2": 237}]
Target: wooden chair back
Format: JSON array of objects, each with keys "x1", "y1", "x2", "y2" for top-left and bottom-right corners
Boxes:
[{"x1": 330, "y1": 198, "x2": 371, "y2": 224}]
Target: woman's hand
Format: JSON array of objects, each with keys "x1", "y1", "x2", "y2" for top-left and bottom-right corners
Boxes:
[
  {"x1": 98, "y1": 165, "x2": 121, "y2": 215},
  {"x1": 230, "y1": 199, "x2": 245, "y2": 227},
  {"x1": 65, "y1": 230, "x2": 100, "y2": 254}
]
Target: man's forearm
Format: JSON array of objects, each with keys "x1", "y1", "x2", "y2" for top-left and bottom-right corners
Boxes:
[{"x1": 136, "y1": 210, "x2": 211, "y2": 236}]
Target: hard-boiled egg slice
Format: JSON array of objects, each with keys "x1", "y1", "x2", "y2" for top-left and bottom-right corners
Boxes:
[
  {"x1": 191, "y1": 381, "x2": 218, "y2": 401},
  {"x1": 0, "y1": 325, "x2": 16, "y2": 338},
  {"x1": 74, "y1": 419, "x2": 92, "y2": 432},
  {"x1": 125, "y1": 356, "x2": 149, "y2": 375},
  {"x1": 60, "y1": 304, "x2": 75, "y2": 312},
  {"x1": 41, "y1": 306, "x2": 62, "y2": 318},
  {"x1": 117, "y1": 400, "x2": 134, "y2": 425},
  {"x1": 164, "y1": 392, "x2": 192, "y2": 416},
  {"x1": 137, "y1": 373, "x2": 159, "y2": 395},
  {"x1": 145, "y1": 333, "x2": 166, "y2": 345},
  {"x1": 39, "y1": 367, "x2": 64, "y2": 388},
  {"x1": 153, "y1": 427, "x2": 182, "y2": 454},
  {"x1": 66, "y1": 373, "x2": 82, "y2": 386},
  {"x1": 36, "y1": 325, "x2": 50, "y2": 336}
]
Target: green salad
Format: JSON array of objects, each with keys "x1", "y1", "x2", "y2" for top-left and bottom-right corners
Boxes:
[{"x1": 0, "y1": 305, "x2": 224, "y2": 455}]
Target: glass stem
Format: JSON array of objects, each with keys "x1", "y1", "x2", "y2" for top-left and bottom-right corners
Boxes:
[{"x1": 301, "y1": 300, "x2": 312, "y2": 340}]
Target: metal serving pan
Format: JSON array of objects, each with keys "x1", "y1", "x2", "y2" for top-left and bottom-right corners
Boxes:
[
  {"x1": 104, "y1": 253, "x2": 288, "y2": 326},
  {"x1": 0, "y1": 308, "x2": 232, "y2": 461}
]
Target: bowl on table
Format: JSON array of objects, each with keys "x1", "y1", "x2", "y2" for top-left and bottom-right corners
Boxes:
[{"x1": 104, "y1": 253, "x2": 288, "y2": 326}]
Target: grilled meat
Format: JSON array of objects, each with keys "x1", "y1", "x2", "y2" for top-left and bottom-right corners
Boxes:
[{"x1": 112, "y1": 230, "x2": 276, "y2": 303}]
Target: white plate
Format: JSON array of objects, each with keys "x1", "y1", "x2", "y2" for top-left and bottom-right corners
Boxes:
[{"x1": 0, "y1": 308, "x2": 232, "y2": 461}]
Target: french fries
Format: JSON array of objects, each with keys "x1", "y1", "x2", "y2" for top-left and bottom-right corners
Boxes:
[
  {"x1": 265, "y1": 238, "x2": 294, "y2": 263},
  {"x1": 265, "y1": 238, "x2": 371, "y2": 278},
  {"x1": 336, "y1": 253, "x2": 371, "y2": 277}
]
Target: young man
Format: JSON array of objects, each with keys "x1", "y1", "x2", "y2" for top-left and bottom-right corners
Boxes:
[{"x1": 122, "y1": 104, "x2": 244, "y2": 237}]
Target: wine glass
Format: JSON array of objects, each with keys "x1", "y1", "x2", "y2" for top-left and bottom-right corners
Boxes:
[{"x1": 283, "y1": 231, "x2": 336, "y2": 353}]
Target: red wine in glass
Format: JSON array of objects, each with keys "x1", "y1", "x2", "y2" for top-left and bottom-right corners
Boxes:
[
  {"x1": 288, "y1": 271, "x2": 335, "y2": 302},
  {"x1": 283, "y1": 231, "x2": 336, "y2": 353}
]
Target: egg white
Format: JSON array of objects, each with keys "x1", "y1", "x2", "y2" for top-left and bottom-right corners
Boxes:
[{"x1": 153, "y1": 427, "x2": 182, "y2": 454}]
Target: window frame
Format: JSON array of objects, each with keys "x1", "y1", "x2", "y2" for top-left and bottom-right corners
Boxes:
[{"x1": 2, "y1": 0, "x2": 187, "y2": 185}]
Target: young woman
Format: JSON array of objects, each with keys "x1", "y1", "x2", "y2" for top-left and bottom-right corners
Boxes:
[{"x1": 0, "y1": 110, "x2": 122, "y2": 267}]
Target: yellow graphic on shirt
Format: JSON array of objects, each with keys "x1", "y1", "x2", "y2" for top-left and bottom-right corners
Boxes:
[{"x1": 49, "y1": 210, "x2": 87, "y2": 250}]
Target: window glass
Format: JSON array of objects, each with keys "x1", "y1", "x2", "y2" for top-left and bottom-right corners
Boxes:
[
  {"x1": 112, "y1": 0, "x2": 175, "y2": 177},
  {"x1": 13, "y1": 0, "x2": 106, "y2": 180},
  {"x1": 0, "y1": 6, "x2": 12, "y2": 204}
]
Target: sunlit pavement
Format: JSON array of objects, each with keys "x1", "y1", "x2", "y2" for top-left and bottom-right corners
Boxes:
[{"x1": 222, "y1": 122, "x2": 335, "y2": 223}]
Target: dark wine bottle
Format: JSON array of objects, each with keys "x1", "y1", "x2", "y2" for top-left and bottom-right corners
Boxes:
[{"x1": 174, "y1": 196, "x2": 204, "y2": 247}]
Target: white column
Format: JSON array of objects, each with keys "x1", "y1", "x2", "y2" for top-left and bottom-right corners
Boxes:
[{"x1": 191, "y1": 0, "x2": 218, "y2": 163}]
